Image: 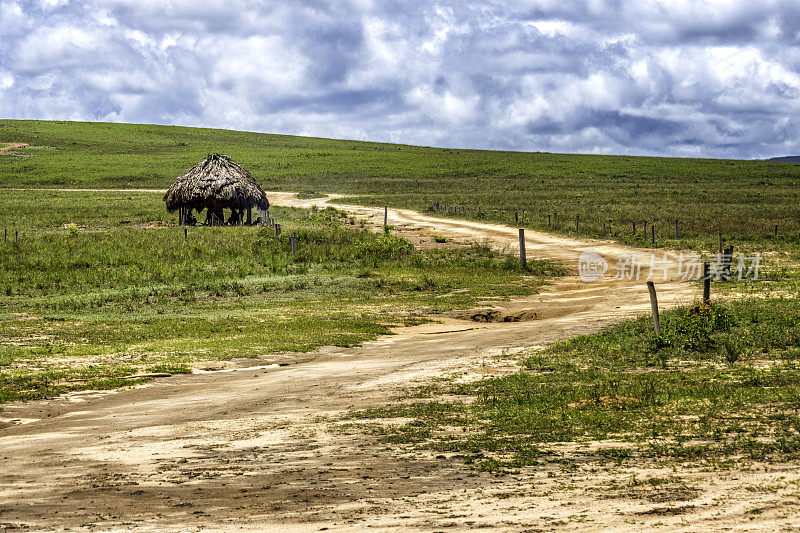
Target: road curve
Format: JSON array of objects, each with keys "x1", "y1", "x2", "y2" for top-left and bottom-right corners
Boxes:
[{"x1": 0, "y1": 192, "x2": 707, "y2": 531}]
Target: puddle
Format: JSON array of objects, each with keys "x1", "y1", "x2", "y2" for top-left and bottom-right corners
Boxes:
[{"x1": 193, "y1": 364, "x2": 280, "y2": 374}]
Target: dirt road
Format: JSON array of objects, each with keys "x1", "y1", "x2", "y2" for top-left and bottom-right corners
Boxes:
[
  {"x1": 0, "y1": 142, "x2": 27, "y2": 154},
  {"x1": 0, "y1": 193, "x2": 791, "y2": 531}
]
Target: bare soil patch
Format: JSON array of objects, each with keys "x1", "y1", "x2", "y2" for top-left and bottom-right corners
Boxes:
[{"x1": 0, "y1": 142, "x2": 28, "y2": 153}]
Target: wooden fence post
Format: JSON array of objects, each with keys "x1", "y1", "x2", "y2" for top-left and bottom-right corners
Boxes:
[
  {"x1": 275, "y1": 223, "x2": 281, "y2": 237},
  {"x1": 675, "y1": 219, "x2": 679, "y2": 239},
  {"x1": 633, "y1": 221, "x2": 636, "y2": 235},
  {"x1": 646, "y1": 281, "x2": 661, "y2": 335},
  {"x1": 576, "y1": 214, "x2": 580, "y2": 231},
  {"x1": 518, "y1": 228, "x2": 526, "y2": 269},
  {"x1": 775, "y1": 224, "x2": 779, "y2": 237},
  {"x1": 515, "y1": 211, "x2": 518, "y2": 223},
  {"x1": 602, "y1": 222, "x2": 606, "y2": 237},
  {"x1": 718, "y1": 232, "x2": 723, "y2": 255},
  {"x1": 722, "y1": 246, "x2": 733, "y2": 281},
  {"x1": 548, "y1": 214, "x2": 551, "y2": 227},
  {"x1": 703, "y1": 262, "x2": 711, "y2": 303},
  {"x1": 643, "y1": 220, "x2": 647, "y2": 236},
  {"x1": 184, "y1": 228, "x2": 187, "y2": 241},
  {"x1": 14, "y1": 231, "x2": 18, "y2": 243},
  {"x1": 384, "y1": 206, "x2": 388, "y2": 227},
  {"x1": 651, "y1": 225, "x2": 655, "y2": 245},
  {"x1": 3, "y1": 229, "x2": 6, "y2": 242}
]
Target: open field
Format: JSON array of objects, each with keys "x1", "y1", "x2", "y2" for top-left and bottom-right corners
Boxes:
[
  {"x1": 2, "y1": 196, "x2": 799, "y2": 531},
  {"x1": 2, "y1": 119, "x2": 800, "y2": 255},
  {"x1": 1, "y1": 120, "x2": 800, "y2": 530},
  {"x1": 0, "y1": 188, "x2": 559, "y2": 404},
  {"x1": 356, "y1": 298, "x2": 800, "y2": 470}
]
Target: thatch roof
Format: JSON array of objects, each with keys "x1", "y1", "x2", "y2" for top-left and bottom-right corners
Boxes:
[{"x1": 163, "y1": 154, "x2": 269, "y2": 212}]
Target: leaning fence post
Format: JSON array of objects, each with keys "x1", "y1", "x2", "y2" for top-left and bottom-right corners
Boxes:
[
  {"x1": 518, "y1": 228, "x2": 526, "y2": 269},
  {"x1": 646, "y1": 281, "x2": 661, "y2": 335},
  {"x1": 703, "y1": 262, "x2": 711, "y2": 303}
]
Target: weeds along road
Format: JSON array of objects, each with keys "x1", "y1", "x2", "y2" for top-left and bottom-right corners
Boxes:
[{"x1": 0, "y1": 191, "x2": 705, "y2": 531}]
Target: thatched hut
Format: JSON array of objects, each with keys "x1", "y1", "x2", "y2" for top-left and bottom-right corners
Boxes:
[{"x1": 163, "y1": 154, "x2": 269, "y2": 226}]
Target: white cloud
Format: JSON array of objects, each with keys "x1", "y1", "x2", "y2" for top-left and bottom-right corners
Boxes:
[
  {"x1": 0, "y1": 72, "x2": 14, "y2": 89},
  {"x1": 1, "y1": 1, "x2": 800, "y2": 157}
]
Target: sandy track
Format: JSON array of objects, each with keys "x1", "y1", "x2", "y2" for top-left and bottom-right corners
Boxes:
[
  {"x1": 0, "y1": 193, "x2": 792, "y2": 531},
  {"x1": 0, "y1": 142, "x2": 28, "y2": 153}
]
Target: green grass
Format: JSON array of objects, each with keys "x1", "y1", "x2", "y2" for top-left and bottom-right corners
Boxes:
[
  {"x1": 351, "y1": 298, "x2": 800, "y2": 471},
  {"x1": 2, "y1": 119, "x2": 800, "y2": 255},
  {"x1": 2, "y1": 118, "x2": 799, "y2": 457},
  {"x1": 0, "y1": 190, "x2": 561, "y2": 404}
]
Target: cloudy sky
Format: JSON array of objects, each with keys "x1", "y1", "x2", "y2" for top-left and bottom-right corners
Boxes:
[{"x1": 1, "y1": 1, "x2": 800, "y2": 158}]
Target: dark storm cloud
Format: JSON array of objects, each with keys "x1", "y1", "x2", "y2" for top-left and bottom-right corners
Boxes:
[{"x1": 2, "y1": 0, "x2": 800, "y2": 158}]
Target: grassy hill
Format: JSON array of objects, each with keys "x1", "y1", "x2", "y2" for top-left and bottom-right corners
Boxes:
[
  {"x1": 2, "y1": 119, "x2": 800, "y2": 252},
  {"x1": 3, "y1": 119, "x2": 800, "y2": 477}
]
